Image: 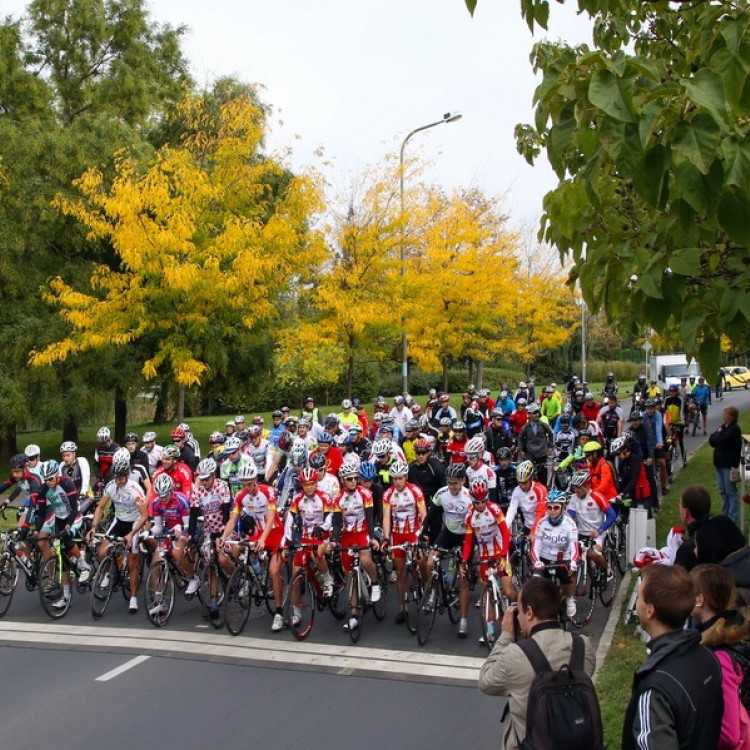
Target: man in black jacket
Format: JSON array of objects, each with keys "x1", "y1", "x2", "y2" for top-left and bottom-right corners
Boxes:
[
  {"x1": 407, "y1": 438, "x2": 446, "y2": 543},
  {"x1": 674, "y1": 485, "x2": 711, "y2": 570},
  {"x1": 709, "y1": 405, "x2": 743, "y2": 523},
  {"x1": 623, "y1": 564, "x2": 722, "y2": 750}
]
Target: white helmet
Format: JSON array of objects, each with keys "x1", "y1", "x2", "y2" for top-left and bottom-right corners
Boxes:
[
  {"x1": 113, "y1": 447, "x2": 131, "y2": 465},
  {"x1": 59, "y1": 441, "x2": 77, "y2": 453},
  {"x1": 289, "y1": 439, "x2": 308, "y2": 468},
  {"x1": 465, "y1": 436, "x2": 485, "y2": 456},
  {"x1": 223, "y1": 436, "x2": 241, "y2": 454},
  {"x1": 153, "y1": 473, "x2": 174, "y2": 497},
  {"x1": 389, "y1": 460, "x2": 409, "y2": 477},
  {"x1": 24, "y1": 444, "x2": 41, "y2": 458},
  {"x1": 372, "y1": 439, "x2": 392, "y2": 457},
  {"x1": 196, "y1": 457, "x2": 217, "y2": 479},
  {"x1": 237, "y1": 464, "x2": 258, "y2": 481},
  {"x1": 516, "y1": 460, "x2": 534, "y2": 483},
  {"x1": 96, "y1": 427, "x2": 111, "y2": 442},
  {"x1": 142, "y1": 431, "x2": 157, "y2": 443}
]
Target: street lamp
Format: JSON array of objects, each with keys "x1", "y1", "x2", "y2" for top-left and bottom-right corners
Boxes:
[{"x1": 398, "y1": 112, "x2": 463, "y2": 395}]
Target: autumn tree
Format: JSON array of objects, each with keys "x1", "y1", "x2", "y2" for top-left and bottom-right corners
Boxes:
[{"x1": 30, "y1": 92, "x2": 327, "y2": 419}]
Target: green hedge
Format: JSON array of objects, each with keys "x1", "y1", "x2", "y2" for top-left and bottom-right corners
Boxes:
[{"x1": 571, "y1": 360, "x2": 643, "y2": 384}]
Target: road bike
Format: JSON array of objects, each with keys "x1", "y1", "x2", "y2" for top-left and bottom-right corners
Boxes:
[
  {"x1": 478, "y1": 556, "x2": 512, "y2": 650},
  {"x1": 534, "y1": 562, "x2": 574, "y2": 631},
  {"x1": 669, "y1": 423, "x2": 687, "y2": 466},
  {"x1": 571, "y1": 536, "x2": 619, "y2": 628},
  {"x1": 336, "y1": 544, "x2": 388, "y2": 643},
  {"x1": 415, "y1": 546, "x2": 462, "y2": 646},
  {"x1": 509, "y1": 519, "x2": 531, "y2": 589},
  {"x1": 90, "y1": 533, "x2": 141, "y2": 619},
  {"x1": 389, "y1": 541, "x2": 424, "y2": 635},
  {"x1": 0, "y1": 520, "x2": 42, "y2": 617},
  {"x1": 222, "y1": 539, "x2": 270, "y2": 636},
  {"x1": 609, "y1": 499, "x2": 629, "y2": 575},
  {"x1": 39, "y1": 532, "x2": 90, "y2": 619}
]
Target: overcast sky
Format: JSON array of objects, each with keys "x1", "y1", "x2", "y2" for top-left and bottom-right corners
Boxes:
[{"x1": 6, "y1": 0, "x2": 592, "y2": 229}]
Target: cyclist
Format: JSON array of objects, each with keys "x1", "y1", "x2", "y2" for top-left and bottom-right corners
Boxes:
[
  {"x1": 580, "y1": 392, "x2": 601, "y2": 422},
  {"x1": 301, "y1": 396, "x2": 322, "y2": 426},
  {"x1": 121, "y1": 434, "x2": 152, "y2": 496},
  {"x1": 553, "y1": 414, "x2": 576, "y2": 461},
  {"x1": 382, "y1": 459, "x2": 427, "y2": 625},
  {"x1": 357, "y1": 460, "x2": 384, "y2": 526},
  {"x1": 484, "y1": 408, "x2": 513, "y2": 456},
  {"x1": 91, "y1": 453, "x2": 148, "y2": 613},
  {"x1": 390, "y1": 394, "x2": 411, "y2": 436},
  {"x1": 597, "y1": 394, "x2": 623, "y2": 450},
  {"x1": 348, "y1": 423, "x2": 372, "y2": 461},
  {"x1": 464, "y1": 436, "x2": 498, "y2": 503},
  {"x1": 310, "y1": 431, "x2": 344, "y2": 478},
  {"x1": 642, "y1": 399, "x2": 668, "y2": 498},
  {"x1": 408, "y1": 438, "x2": 447, "y2": 542},
  {"x1": 632, "y1": 374, "x2": 649, "y2": 403},
  {"x1": 612, "y1": 434, "x2": 654, "y2": 515},
  {"x1": 493, "y1": 447, "x2": 517, "y2": 512},
  {"x1": 539, "y1": 386, "x2": 561, "y2": 427},
  {"x1": 93, "y1": 427, "x2": 121, "y2": 495},
  {"x1": 219, "y1": 436, "x2": 252, "y2": 499},
  {"x1": 646, "y1": 379, "x2": 661, "y2": 400},
  {"x1": 495, "y1": 390, "x2": 515, "y2": 419},
  {"x1": 531, "y1": 488, "x2": 579, "y2": 618},
  {"x1": 152, "y1": 444, "x2": 193, "y2": 501},
  {"x1": 507, "y1": 398, "x2": 529, "y2": 440},
  {"x1": 567, "y1": 470, "x2": 616, "y2": 573},
  {"x1": 244, "y1": 425, "x2": 277, "y2": 484},
  {"x1": 141, "y1": 431, "x2": 163, "y2": 476},
  {"x1": 432, "y1": 394, "x2": 458, "y2": 427},
  {"x1": 505, "y1": 460, "x2": 547, "y2": 533},
  {"x1": 189, "y1": 457, "x2": 232, "y2": 618},
  {"x1": 583, "y1": 441, "x2": 618, "y2": 501},
  {"x1": 400, "y1": 418, "x2": 421, "y2": 464},
  {"x1": 58, "y1": 441, "x2": 92, "y2": 500},
  {"x1": 424, "y1": 463, "x2": 472, "y2": 636},
  {"x1": 37, "y1": 459, "x2": 92, "y2": 608},
  {"x1": 331, "y1": 462, "x2": 381, "y2": 633},
  {"x1": 518, "y1": 404, "x2": 553, "y2": 484},
  {"x1": 446, "y1": 420, "x2": 470, "y2": 464},
  {"x1": 310, "y1": 451, "x2": 340, "y2": 499},
  {"x1": 178, "y1": 422, "x2": 202, "y2": 460},
  {"x1": 170, "y1": 426, "x2": 197, "y2": 472},
  {"x1": 692, "y1": 376, "x2": 712, "y2": 435},
  {"x1": 602, "y1": 372, "x2": 618, "y2": 399},
  {"x1": 24, "y1": 444, "x2": 43, "y2": 479}
]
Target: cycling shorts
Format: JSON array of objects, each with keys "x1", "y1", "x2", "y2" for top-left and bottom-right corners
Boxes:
[
  {"x1": 478, "y1": 556, "x2": 511, "y2": 583},
  {"x1": 249, "y1": 526, "x2": 283, "y2": 555},
  {"x1": 339, "y1": 530, "x2": 370, "y2": 573},
  {"x1": 435, "y1": 529, "x2": 465, "y2": 550},
  {"x1": 293, "y1": 535, "x2": 328, "y2": 568},
  {"x1": 41, "y1": 512, "x2": 79, "y2": 536},
  {"x1": 390, "y1": 530, "x2": 419, "y2": 560}
]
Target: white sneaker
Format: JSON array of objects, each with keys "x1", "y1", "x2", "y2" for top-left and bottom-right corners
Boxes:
[
  {"x1": 99, "y1": 573, "x2": 111, "y2": 590},
  {"x1": 271, "y1": 613, "x2": 284, "y2": 631},
  {"x1": 149, "y1": 602, "x2": 167, "y2": 617},
  {"x1": 78, "y1": 568, "x2": 91, "y2": 583},
  {"x1": 566, "y1": 597, "x2": 577, "y2": 618},
  {"x1": 458, "y1": 618, "x2": 468, "y2": 638},
  {"x1": 389, "y1": 570, "x2": 397, "y2": 583},
  {"x1": 343, "y1": 617, "x2": 359, "y2": 632},
  {"x1": 129, "y1": 596, "x2": 138, "y2": 613},
  {"x1": 52, "y1": 596, "x2": 70, "y2": 610},
  {"x1": 370, "y1": 584, "x2": 381, "y2": 603},
  {"x1": 292, "y1": 606, "x2": 302, "y2": 626},
  {"x1": 475, "y1": 598, "x2": 481, "y2": 609},
  {"x1": 186, "y1": 576, "x2": 201, "y2": 595}
]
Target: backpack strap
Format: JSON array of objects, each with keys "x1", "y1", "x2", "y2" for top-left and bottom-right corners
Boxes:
[
  {"x1": 570, "y1": 633, "x2": 585, "y2": 671},
  {"x1": 518, "y1": 636, "x2": 552, "y2": 675}
]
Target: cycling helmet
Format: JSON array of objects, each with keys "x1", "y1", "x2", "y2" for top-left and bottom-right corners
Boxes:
[
  {"x1": 405, "y1": 418, "x2": 420, "y2": 432},
  {"x1": 298, "y1": 416, "x2": 311, "y2": 428},
  {"x1": 339, "y1": 462, "x2": 359, "y2": 479},
  {"x1": 348, "y1": 423, "x2": 363, "y2": 434},
  {"x1": 610, "y1": 435, "x2": 628, "y2": 454},
  {"x1": 570, "y1": 470, "x2": 591, "y2": 488},
  {"x1": 490, "y1": 409, "x2": 503, "y2": 419},
  {"x1": 516, "y1": 460, "x2": 534, "y2": 482},
  {"x1": 96, "y1": 427, "x2": 111, "y2": 443},
  {"x1": 546, "y1": 488, "x2": 567, "y2": 504},
  {"x1": 465, "y1": 436, "x2": 485, "y2": 456},
  {"x1": 584, "y1": 392, "x2": 594, "y2": 402},
  {"x1": 372, "y1": 439, "x2": 392, "y2": 457},
  {"x1": 112, "y1": 457, "x2": 131, "y2": 477},
  {"x1": 222, "y1": 436, "x2": 241, "y2": 455},
  {"x1": 439, "y1": 394, "x2": 450, "y2": 403},
  {"x1": 519, "y1": 381, "x2": 527, "y2": 389},
  {"x1": 628, "y1": 410, "x2": 643, "y2": 421},
  {"x1": 124, "y1": 432, "x2": 139, "y2": 443},
  {"x1": 162, "y1": 444, "x2": 181, "y2": 460},
  {"x1": 196, "y1": 457, "x2": 217, "y2": 479},
  {"x1": 380, "y1": 414, "x2": 394, "y2": 425},
  {"x1": 309, "y1": 452, "x2": 327, "y2": 470},
  {"x1": 499, "y1": 390, "x2": 509, "y2": 399},
  {"x1": 411, "y1": 404, "x2": 422, "y2": 415},
  {"x1": 446, "y1": 463, "x2": 467, "y2": 480},
  {"x1": 452, "y1": 420, "x2": 466, "y2": 431},
  {"x1": 208, "y1": 431, "x2": 225, "y2": 444},
  {"x1": 277, "y1": 431, "x2": 293, "y2": 453},
  {"x1": 237, "y1": 463, "x2": 258, "y2": 481},
  {"x1": 389, "y1": 460, "x2": 409, "y2": 477},
  {"x1": 225, "y1": 419, "x2": 236, "y2": 429},
  {"x1": 235, "y1": 415, "x2": 245, "y2": 423},
  {"x1": 358, "y1": 461, "x2": 377, "y2": 480},
  {"x1": 318, "y1": 431, "x2": 334, "y2": 444},
  {"x1": 9, "y1": 454, "x2": 28, "y2": 470},
  {"x1": 113, "y1": 447, "x2": 131, "y2": 465},
  {"x1": 644, "y1": 399, "x2": 656, "y2": 408},
  {"x1": 247, "y1": 425, "x2": 262, "y2": 439},
  {"x1": 252, "y1": 416, "x2": 264, "y2": 425},
  {"x1": 496, "y1": 447, "x2": 512, "y2": 461},
  {"x1": 341, "y1": 399, "x2": 352, "y2": 409},
  {"x1": 324, "y1": 415, "x2": 339, "y2": 430},
  {"x1": 606, "y1": 372, "x2": 614, "y2": 380},
  {"x1": 178, "y1": 422, "x2": 191, "y2": 432},
  {"x1": 562, "y1": 403, "x2": 573, "y2": 415},
  {"x1": 289, "y1": 440, "x2": 308, "y2": 468},
  {"x1": 558, "y1": 414, "x2": 572, "y2": 426},
  {"x1": 526, "y1": 403, "x2": 540, "y2": 415},
  {"x1": 516, "y1": 398, "x2": 527, "y2": 406},
  {"x1": 352, "y1": 398, "x2": 361, "y2": 408},
  {"x1": 299, "y1": 466, "x2": 319, "y2": 484},
  {"x1": 171, "y1": 426, "x2": 186, "y2": 441},
  {"x1": 143, "y1": 431, "x2": 157, "y2": 443},
  {"x1": 583, "y1": 441, "x2": 603, "y2": 454},
  {"x1": 24, "y1": 444, "x2": 41, "y2": 458},
  {"x1": 414, "y1": 438, "x2": 431, "y2": 452},
  {"x1": 40, "y1": 460, "x2": 59, "y2": 480},
  {"x1": 668, "y1": 384, "x2": 678, "y2": 392},
  {"x1": 334, "y1": 433, "x2": 351, "y2": 448},
  {"x1": 438, "y1": 417, "x2": 452, "y2": 428},
  {"x1": 272, "y1": 410, "x2": 283, "y2": 418},
  {"x1": 470, "y1": 478, "x2": 489, "y2": 501},
  {"x1": 154, "y1": 473, "x2": 174, "y2": 497},
  {"x1": 284, "y1": 415, "x2": 299, "y2": 427},
  {"x1": 60, "y1": 441, "x2": 77, "y2": 453}
]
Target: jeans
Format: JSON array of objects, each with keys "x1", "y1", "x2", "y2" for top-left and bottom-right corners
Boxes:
[{"x1": 716, "y1": 467, "x2": 740, "y2": 523}]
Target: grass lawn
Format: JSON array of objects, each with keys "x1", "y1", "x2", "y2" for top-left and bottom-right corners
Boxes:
[{"x1": 597, "y1": 408, "x2": 750, "y2": 749}]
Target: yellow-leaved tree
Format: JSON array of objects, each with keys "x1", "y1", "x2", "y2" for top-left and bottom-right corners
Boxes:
[{"x1": 30, "y1": 92, "x2": 327, "y2": 400}]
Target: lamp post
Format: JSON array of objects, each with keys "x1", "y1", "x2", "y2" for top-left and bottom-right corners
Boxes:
[{"x1": 398, "y1": 112, "x2": 462, "y2": 395}]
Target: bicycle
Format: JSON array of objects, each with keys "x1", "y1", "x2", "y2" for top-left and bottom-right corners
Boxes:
[
  {"x1": 509, "y1": 520, "x2": 532, "y2": 590},
  {"x1": 534, "y1": 562, "x2": 574, "y2": 631},
  {"x1": 609, "y1": 499, "x2": 629, "y2": 576},
  {"x1": 0, "y1": 523, "x2": 43, "y2": 617},
  {"x1": 670, "y1": 423, "x2": 687, "y2": 466},
  {"x1": 38, "y1": 531, "x2": 89, "y2": 619},
  {"x1": 478, "y1": 556, "x2": 512, "y2": 650},
  {"x1": 90, "y1": 533, "x2": 139, "y2": 619},
  {"x1": 222, "y1": 539, "x2": 270, "y2": 636},
  {"x1": 415, "y1": 546, "x2": 462, "y2": 646},
  {"x1": 336, "y1": 544, "x2": 387, "y2": 643},
  {"x1": 198, "y1": 533, "x2": 230, "y2": 629},
  {"x1": 571, "y1": 536, "x2": 618, "y2": 628},
  {"x1": 389, "y1": 541, "x2": 424, "y2": 635},
  {"x1": 688, "y1": 399, "x2": 701, "y2": 437}
]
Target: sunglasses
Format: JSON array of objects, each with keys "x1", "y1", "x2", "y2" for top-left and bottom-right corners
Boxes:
[
  {"x1": 415, "y1": 450, "x2": 430, "y2": 455},
  {"x1": 472, "y1": 499, "x2": 487, "y2": 505},
  {"x1": 343, "y1": 476, "x2": 358, "y2": 482},
  {"x1": 547, "y1": 504, "x2": 563, "y2": 512}
]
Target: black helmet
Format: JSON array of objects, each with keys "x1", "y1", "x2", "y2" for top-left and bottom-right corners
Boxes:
[
  {"x1": 9, "y1": 454, "x2": 28, "y2": 470},
  {"x1": 446, "y1": 463, "x2": 466, "y2": 479},
  {"x1": 124, "y1": 432, "x2": 139, "y2": 443},
  {"x1": 496, "y1": 447, "x2": 512, "y2": 460}
]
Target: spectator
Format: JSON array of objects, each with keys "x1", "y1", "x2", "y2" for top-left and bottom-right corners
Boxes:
[
  {"x1": 695, "y1": 515, "x2": 750, "y2": 604},
  {"x1": 478, "y1": 576, "x2": 595, "y2": 750},
  {"x1": 709, "y1": 405, "x2": 743, "y2": 523},
  {"x1": 675, "y1": 485, "x2": 712, "y2": 570},
  {"x1": 623, "y1": 564, "x2": 723, "y2": 750}
]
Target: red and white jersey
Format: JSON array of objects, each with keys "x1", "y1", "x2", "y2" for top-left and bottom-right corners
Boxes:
[
  {"x1": 462, "y1": 501, "x2": 510, "y2": 562},
  {"x1": 446, "y1": 438, "x2": 469, "y2": 464},
  {"x1": 568, "y1": 489, "x2": 611, "y2": 536},
  {"x1": 466, "y1": 461, "x2": 497, "y2": 491},
  {"x1": 531, "y1": 515, "x2": 580, "y2": 566},
  {"x1": 233, "y1": 483, "x2": 282, "y2": 533},
  {"x1": 383, "y1": 482, "x2": 426, "y2": 534},
  {"x1": 191, "y1": 477, "x2": 231, "y2": 534},
  {"x1": 432, "y1": 485, "x2": 472, "y2": 534},
  {"x1": 333, "y1": 486, "x2": 373, "y2": 534},
  {"x1": 151, "y1": 462, "x2": 193, "y2": 501},
  {"x1": 288, "y1": 489, "x2": 333, "y2": 537},
  {"x1": 317, "y1": 472, "x2": 340, "y2": 500},
  {"x1": 506, "y1": 481, "x2": 547, "y2": 530}
]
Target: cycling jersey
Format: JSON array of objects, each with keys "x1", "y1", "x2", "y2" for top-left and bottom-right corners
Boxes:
[
  {"x1": 332, "y1": 486, "x2": 373, "y2": 534},
  {"x1": 445, "y1": 438, "x2": 469, "y2": 464},
  {"x1": 219, "y1": 454, "x2": 252, "y2": 497},
  {"x1": 287, "y1": 489, "x2": 333, "y2": 539},
  {"x1": 693, "y1": 384, "x2": 711, "y2": 405},
  {"x1": 554, "y1": 429, "x2": 576, "y2": 458},
  {"x1": 506, "y1": 481, "x2": 547, "y2": 530},
  {"x1": 191, "y1": 477, "x2": 231, "y2": 534},
  {"x1": 431, "y1": 485, "x2": 472, "y2": 534},
  {"x1": 317, "y1": 472, "x2": 340, "y2": 500},
  {"x1": 58, "y1": 456, "x2": 91, "y2": 496},
  {"x1": 531, "y1": 515, "x2": 580, "y2": 566},
  {"x1": 466, "y1": 462, "x2": 497, "y2": 493},
  {"x1": 42, "y1": 477, "x2": 78, "y2": 520},
  {"x1": 580, "y1": 402, "x2": 601, "y2": 422},
  {"x1": 598, "y1": 406, "x2": 623, "y2": 440},
  {"x1": 244, "y1": 438, "x2": 274, "y2": 478},
  {"x1": 383, "y1": 482, "x2": 426, "y2": 534},
  {"x1": 233, "y1": 482, "x2": 281, "y2": 537},
  {"x1": 142, "y1": 444, "x2": 164, "y2": 474},
  {"x1": 94, "y1": 441, "x2": 122, "y2": 481},
  {"x1": 103, "y1": 478, "x2": 146, "y2": 522},
  {"x1": 568, "y1": 489, "x2": 615, "y2": 536},
  {"x1": 149, "y1": 492, "x2": 190, "y2": 532},
  {"x1": 589, "y1": 457, "x2": 618, "y2": 501},
  {"x1": 494, "y1": 465, "x2": 517, "y2": 507},
  {"x1": 461, "y1": 501, "x2": 510, "y2": 562},
  {"x1": 508, "y1": 409, "x2": 528, "y2": 435}
]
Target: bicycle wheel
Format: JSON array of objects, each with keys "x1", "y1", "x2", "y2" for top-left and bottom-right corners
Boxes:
[
  {"x1": 599, "y1": 549, "x2": 619, "y2": 607},
  {"x1": 224, "y1": 566, "x2": 251, "y2": 636},
  {"x1": 39, "y1": 555, "x2": 70, "y2": 619},
  {"x1": 0, "y1": 553, "x2": 17, "y2": 618},
  {"x1": 511, "y1": 548, "x2": 529, "y2": 590},
  {"x1": 678, "y1": 433, "x2": 687, "y2": 465},
  {"x1": 416, "y1": 576, "x2": 438, "y2": 646},
  {"x1": 571, "y1": 564, "x2": 596, "y2": 628},
  {"x1": 329, "y1": 563, "x2": 348, "y2": 620},
  {"x1": 346, "y1": 571, "x2": 362, "y2": 644},
  {"x1": 259, "y1": 557, "x2": 275, "y2": 616},
  {"x1": 290, "y1": 569, "x2": 315, "y2": 641},
  {"x1": 372, "y1": 559, "x2": 388, "y2": 622},
  {"x1": 200, "y1": 562, "x2": 225, "y2": 629},
  {"x1": 403, "y1": 564, "x2": 421, "y2": 635},
  {"x1": 479, "y1": 581, "x2": 501, "y2": 651},
  {"x1": 144, "y1": 559, "x2": 174, "y2": 627},
  {"x1": 612, "y1": 523, "x2": 628, "y2": 575},
  {"x1": 90, "y1": 554, "x2": 116, "y2": 619}
]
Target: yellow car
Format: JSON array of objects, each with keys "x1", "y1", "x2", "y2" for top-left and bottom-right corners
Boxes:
[{"x1": 722, "y1": 366, "x2": 750, "y2": 390}]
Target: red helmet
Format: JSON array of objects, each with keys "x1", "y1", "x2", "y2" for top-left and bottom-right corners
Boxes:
[
  {"x1": 300, "y1": 466, "x2": 318, "y2": 484},
  {"x1": 414, "y1": 438, "x2": 431, "y2": 451},
  {"x1": 470, "y1": 478, "x2": 489, "y2": 501},
  {"x1": 411, "y1": 404, "x2": 422, "y2": 414},
  {"x1": 171, "y1": 427, "x2": 186, "y2": 441}
]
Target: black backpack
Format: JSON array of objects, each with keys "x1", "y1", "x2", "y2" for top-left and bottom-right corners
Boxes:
[{"x1": 518, "y1": 633, "x2": 603, "y2": 750}]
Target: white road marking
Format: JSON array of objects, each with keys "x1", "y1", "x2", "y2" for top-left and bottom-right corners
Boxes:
[
  {"x1": 0, "y1": 621, "x2": 483, "y2": 687},
  {"x1": 95, "y1": 654, "x2": 151, "y2": 682}
]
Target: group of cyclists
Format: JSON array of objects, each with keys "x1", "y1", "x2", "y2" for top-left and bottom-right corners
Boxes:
[{"x1": 0, "y1": 372, "x2": 703, "y2": 641}]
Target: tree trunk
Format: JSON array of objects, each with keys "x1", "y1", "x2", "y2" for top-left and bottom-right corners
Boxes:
[
  {"x1": 176, "y1": 384, "x2": 186, "y2": 422},
  {"x1": 58, "y1": 368, "x2": 79, "y2": 443},
  {"x1": 442, "y1": 356, "x2": 449, "y2": 393},
  {"x1": 153, "y1": 380, "x2": 169, "y2": 424},
  {"x1": 114, "y1": 387, "x2": 127, "y2": 443},
  {"x1": 346, "y1": 352, "x2": 354, "y2": 397},
  {"x1": 467, "y1": 357, "x2": 474, "y2": 386},
  {"x1": 0, "y1": 425, "x2": 18, "y2": 462},
  {"x1": 476, "y1": 360, "x2": 484, "y2": 390},
  {"x1": 62, "y1": 414, "x2": 79, "y2": 444}
]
